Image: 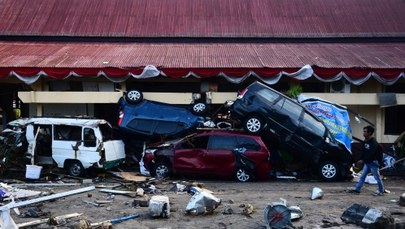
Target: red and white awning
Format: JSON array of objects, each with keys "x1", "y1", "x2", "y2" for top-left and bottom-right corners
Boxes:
[
  {"x1": 0, "y1": 42, "x2": 404, "y2": 85},
  {"x1": 1, "y1": 65, "x2": 404, "y2": 86}
]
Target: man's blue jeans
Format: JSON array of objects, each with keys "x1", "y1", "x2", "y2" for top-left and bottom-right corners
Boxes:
[{"x1": 355, "y1": 160, "x2": 384, "y2": 193}]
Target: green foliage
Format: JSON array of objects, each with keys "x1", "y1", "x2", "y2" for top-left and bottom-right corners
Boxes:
[{"x1": 286, "y1": 84, "x2": 303, "y2": 99}]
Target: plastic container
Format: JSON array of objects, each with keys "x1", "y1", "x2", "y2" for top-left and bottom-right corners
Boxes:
[
  {"x1": 148, "y1": 195, "x2": 170, "y2": 218},
  {"x1": 25, "y1": 165, "x2": 43, "y2": 179}
]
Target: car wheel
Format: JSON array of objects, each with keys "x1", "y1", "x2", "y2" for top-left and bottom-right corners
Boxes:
[
  {"x1": 153, "y1": 162, "x2": 171, "y2": 179},
  {"x1": 125, "y1": 89, "x2": 143, "y2": 104},
  {"x1": 244, "y1": 115, "x2": 264, "y2": 134},
  {"x1": 66, "y1": 161, "x2": 84, "y2": 177},
  {"x1": 191, "y1": 102, "x2": 207, "y2": 115},
  {"x1": 318, "y1": 161, "x2": 340, "y2": 181},
  {"x1": 235, "y1": 168, "x2": 252, "y2": 182}
]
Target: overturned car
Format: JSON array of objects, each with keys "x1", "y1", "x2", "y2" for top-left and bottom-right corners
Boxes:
[
  {"x1": 229, "y1": 81, "x2": 353, "y2": 181},
  {"x1": 117, "y1": 89, "x2": 209, "y2": 159}
]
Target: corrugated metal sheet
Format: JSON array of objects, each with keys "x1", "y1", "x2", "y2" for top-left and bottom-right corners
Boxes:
[
  {"x1": 0, "y1": 41, "x2": 404, "y2": 69},
  {"x1": 0, "y1": 0, "x2": 404, "y2": 38}
]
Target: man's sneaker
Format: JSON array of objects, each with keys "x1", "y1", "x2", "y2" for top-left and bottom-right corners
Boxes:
[
  {"x1": 347, "y1": 188, "x2": 360, "y2": 194},
  {"x1": 373, "y1": 191, "x2": 384, "y2": 196}
]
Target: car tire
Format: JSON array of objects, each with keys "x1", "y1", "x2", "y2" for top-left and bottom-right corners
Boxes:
[
  {"x1": 235, "y1": 167, "x2": 252, "y2": 182},
  {"x1": 318, "y1": 161, "x2": 340, "y2": 181},
  {"x1": 191, "y1": 102, "x2": 207, "y2": 115},
  {"x1": 244, "y1": 115, "x2": 264, "y2": 134},
  {"x1": 66, "y1": 161, "x2": 84, "y2": 177},
  {"x1": 153, "y1": 162, "x2": 171, "y2": 179},
  {"x1": 125, "y1": 89, "x2": 143, "y2": 104}
]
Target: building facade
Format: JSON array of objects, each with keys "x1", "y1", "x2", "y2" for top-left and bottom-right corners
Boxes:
[{"x1": 0, "y1": 0, "x2": 404, "y2": 144}]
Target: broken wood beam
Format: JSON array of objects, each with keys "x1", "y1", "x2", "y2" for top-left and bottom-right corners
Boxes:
[
  {"x1": 98, "y1": 189, "x2": 136, "y2": 195},
  {"x1": 0, "y1": 186, "x2": 95, "y2": 211},
  {"x1": 11, "y1": 183, "x2": 80, "y2": 187},
  {"x1": 17, "y1": 213, "x2": 82, "y2": 228}
]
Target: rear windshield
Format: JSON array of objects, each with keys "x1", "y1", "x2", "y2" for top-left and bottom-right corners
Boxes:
[{"x1": 256, "y1": 88, "x2": 280, "y2": 103}]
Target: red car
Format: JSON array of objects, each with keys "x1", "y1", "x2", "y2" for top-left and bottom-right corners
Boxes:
[{"x1": 143, "y1": 130, "x2": 271, "y2": 182}]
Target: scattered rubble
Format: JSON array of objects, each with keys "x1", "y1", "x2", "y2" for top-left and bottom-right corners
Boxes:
[
  {"x1": 310, "y1": 187, "x2": 323, "y2": 200},
  {"x1": 264, "y1": 198, "x2": 303, "y2": 229},
  {"x1": 148, "y1": 195, "x2": 170, "y2": 218},
  {"x1": 0, "y1": 165, "x2": 403, "y2": 228},
  {"x1": 400, "y1": 193, "x2": 405, "y2": 207},
  {"x1": 185, "y1": 188, "x2": 221, "y2": 215},
  {"x1": 341, "y1": 203, "x2": 395, "y2": 228}
]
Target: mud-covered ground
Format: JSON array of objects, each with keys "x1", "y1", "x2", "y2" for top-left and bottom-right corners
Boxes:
[{"x1": 2, "y1": 171, "x2": 405, "y2": 229}]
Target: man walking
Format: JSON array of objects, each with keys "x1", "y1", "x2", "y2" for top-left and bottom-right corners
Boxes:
[{"x1": 349, "y1": 125, "x2": 385, "y2": 196}]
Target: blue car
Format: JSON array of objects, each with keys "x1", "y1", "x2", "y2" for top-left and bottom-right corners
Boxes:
[{"x1": 117, "y1": 90, "x2": 207, "y2": 144}]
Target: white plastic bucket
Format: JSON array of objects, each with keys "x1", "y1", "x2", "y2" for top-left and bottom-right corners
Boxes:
[
  {"x1": 148, "y1": 195, "x2": 170, "y2": 218},
  {"x1": 25, "y1": 165, "x2": 43, "y2": 179}
]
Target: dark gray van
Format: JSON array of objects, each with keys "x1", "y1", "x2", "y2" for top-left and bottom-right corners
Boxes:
[{"x1": 229, "y1": 81, "x2": 353, "y2": 181}]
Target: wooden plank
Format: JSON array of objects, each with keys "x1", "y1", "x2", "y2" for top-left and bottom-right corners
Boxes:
[
  {"x1": 108, "y1": 171, "x2": 148, "y2": 182},
  {"x1": 0, "y1": 186, "x2": 95, "y2": 211},
  {"x1": 17, "y1": 213, "x2": 82, "y2": 228},
  {"x1": 11, "y1": 183, "x2": 80, "y2": 187},
  {"x1": 98, "y1": 189, "x2": 136, "y2": 195}
]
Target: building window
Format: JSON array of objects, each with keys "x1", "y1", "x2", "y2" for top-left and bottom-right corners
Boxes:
[
  {"x1": 384, "y1": 82, "x2": 405, "y2": 135},
  {"x1": 385, "y1": 106, "x2": 405, "y2": 135}
]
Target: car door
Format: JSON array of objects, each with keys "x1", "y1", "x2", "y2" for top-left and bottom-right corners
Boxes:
[
  {"x1": 173, "y1": 135, "x2": 210, "y2": 175},
  {"x1": 52, "y1": 125, "x2": 83, "y2": 168},
  {"x1": 269, "y1": 97, "x2": 300, "y2": 139},
  {"x1": 236, "y1": 136, "x2": 269, "y2": 169},
  {"x1": 271, "y1": 98, "x2": 315, "y2": 158},
  {"x1": 76, "y1": 127, "x2": 102, "y2": 168},
  {"x1": 295, "y1": 112, "x2": 327, "y2": 163},
  {"x1": 204, "y1": 135, "x2": 237, "y2": 176}
]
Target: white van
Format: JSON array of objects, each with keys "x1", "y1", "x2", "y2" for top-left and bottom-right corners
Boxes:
[{"x1": 7, "y1": 117, "x2": 126, "y2": 176}]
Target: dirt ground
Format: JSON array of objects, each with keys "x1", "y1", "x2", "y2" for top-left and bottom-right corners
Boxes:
[{"x1": 2, "y1": 170, "x2": 405, "y2": 229}]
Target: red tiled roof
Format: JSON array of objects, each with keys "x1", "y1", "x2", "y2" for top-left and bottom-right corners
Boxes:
[
  {"x1": 0, "y1": 41, "x2": 404, "y2": 69},
  {"x1": 0, "y1": 0, "x2": 404, "y2": 38}
]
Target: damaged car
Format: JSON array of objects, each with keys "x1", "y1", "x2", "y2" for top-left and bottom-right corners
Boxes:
[
  {"x1": 142, "y1": 130, "x2": 271, "y2": 182},
  {"x1": 0, "y1": 128, "x2": 28, "y2": 175},
  {"x1": 229, "y1": 81, "x2": 353, "y2": 181},
  {"x1": 2, "y1": 117, "x2": 126, "y2": 177},
  {"x1": 117, "y1": 89, "x2": 208, "y2": 156}
]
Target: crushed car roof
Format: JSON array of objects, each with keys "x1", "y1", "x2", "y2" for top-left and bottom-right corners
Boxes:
[{"x1": 6, "y1": 117, "x2": 110, "y2": 129}]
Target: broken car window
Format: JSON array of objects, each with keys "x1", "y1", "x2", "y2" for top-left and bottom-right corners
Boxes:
[
  {"x1": 236, "y1": 136, "x2": 260, "y2": 151},
  {"x1": 83, "y1": 128, "x2": 96, "y2": 147},
  {"x1": 54, "y1": 125, "x2": 82, "y2": 141},
  {"x1": 190, "y1": 136, "x2": 208, "y2": 149}
]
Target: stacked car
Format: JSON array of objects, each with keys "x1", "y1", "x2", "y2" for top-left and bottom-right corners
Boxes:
[
  {"x1": 119, "y1": 82, "x2": 353, "y2": 182},
  {"x1": 228, "y1": 81, "x2": 353, "y2": 181},
  {"x1": 142, "y1": 130, "x2": 271, "y2": 182}
]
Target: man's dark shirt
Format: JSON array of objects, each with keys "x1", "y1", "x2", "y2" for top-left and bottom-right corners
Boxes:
[{"x1": 361, "y1": 137, "x2": 380, "y2": 164}]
